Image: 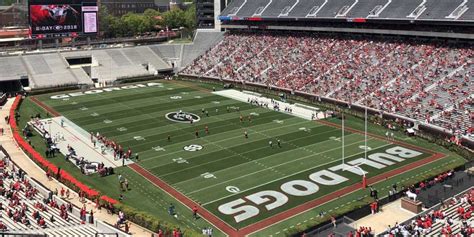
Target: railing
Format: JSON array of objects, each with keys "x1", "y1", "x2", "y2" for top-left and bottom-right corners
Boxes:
[{"x1": 377, "y1": 187, "x2": 473, "y2": 236}]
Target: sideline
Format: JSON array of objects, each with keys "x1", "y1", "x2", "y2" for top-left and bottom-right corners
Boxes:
[{"x1": 0, "y1": 97, "x2": 153, "y2": 236}]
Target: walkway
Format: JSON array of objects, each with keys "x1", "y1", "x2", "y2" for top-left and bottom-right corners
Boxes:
[
  {"x1": 353, "y1": 198, "x2": 416, "y2": 234},
  {"x1": 0, "y1": 97, "x2": 153, "y2": 236}
]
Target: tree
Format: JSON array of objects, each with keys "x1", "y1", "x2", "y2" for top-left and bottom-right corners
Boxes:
[
  {"x1": 162, "y1": 8, "x2": 186, "y2": 29},
  {"x1": 99, "y1": 5, "x2": 120, "y2": 38},
  {"x1": 184, "y1": 4, "x2": 196, "y2": 30},
  {"x1": 121, "y1": 12, "x2": 153, "y2": 35}
]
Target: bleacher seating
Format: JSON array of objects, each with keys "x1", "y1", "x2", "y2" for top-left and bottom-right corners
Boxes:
[
  {"x1": 182, "y1": 32, "x2": 473, "y2": 136},
  {"x1": 219, "y1": 0, "x2": 474, "y2": 21},
  {"x1": 0, "y1": 57, "x2": 27, "y2": 82},
  {"x1": 382, "y1": 188, "x2": 473, "y2": 236},
  {"x1": 0, "y1": 44, "x2": 173, "y2": 89},
  {"x1": 0, "y1": 146, "x2": 128, "y2": 237},
  {"x1": 181, "y1": 30, "x2": 225, "y2": 69}
]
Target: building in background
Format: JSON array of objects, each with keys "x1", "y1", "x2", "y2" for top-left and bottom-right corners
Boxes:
[
  {"x1": 99, "y1": 0, "x2": 155, "y2": 16},
  {"x1": 196, "y1": 0, "x2": 226, "y2": 30},
  {"x1": 0, "y1": 3, "x2": 27, "y2": 27},
  {"x1": 155, "y1": 0, "x2": 183, "y2": 12}
]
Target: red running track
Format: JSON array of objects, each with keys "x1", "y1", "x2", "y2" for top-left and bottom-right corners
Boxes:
[
  {"x1": 30, "y1": 96, "x2": 61, "y2": 117},
  {"x1": 128, "y1": 163, "x2": 240, "y2": 236}
]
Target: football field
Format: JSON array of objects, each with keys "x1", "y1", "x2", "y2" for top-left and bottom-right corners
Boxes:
[{"x1": 36, "y1": 81, "x2": 443, "y2": 233}]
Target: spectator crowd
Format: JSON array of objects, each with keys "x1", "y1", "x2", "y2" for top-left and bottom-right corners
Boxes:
[{"x1": 183, "y1": 32, "x2": 473, "y2": 138}]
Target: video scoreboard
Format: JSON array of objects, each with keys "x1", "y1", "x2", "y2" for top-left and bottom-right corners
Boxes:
[{"x1": 28, "y1": 0, "x2": 98, "y2": 38}]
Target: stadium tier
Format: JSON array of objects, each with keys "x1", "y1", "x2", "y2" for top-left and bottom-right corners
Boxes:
[
  {"x1": 382, "y1": 188, "x2": 474, "y2": 236},
  {"x1": 0, "y1": 147, "x2": 127, "y2": 236},
  {"x1": 0, "y1": 46, "x2": 174, "y2": 89},
  {"x1": 181, "y1": 32, "x2": 474, "y2": 137},
  {"x1": 220, "y1": 0, "x2": 474, "y2": 22}
]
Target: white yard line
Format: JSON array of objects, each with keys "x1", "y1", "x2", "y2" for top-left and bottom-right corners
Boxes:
[
  {"x1": 184, "y1": 137, "x2": 369, "y2": 195},
  {"x1": 200, "y1": 142, "x2": 391, "y2": 205},
  {"x1": 158, "y1": 127, "x2": 346, "y2": 177}
]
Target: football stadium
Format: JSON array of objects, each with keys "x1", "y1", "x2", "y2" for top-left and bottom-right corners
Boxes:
[{"x1": 0, "y1": 0, "x2": 473, "y2": 236}]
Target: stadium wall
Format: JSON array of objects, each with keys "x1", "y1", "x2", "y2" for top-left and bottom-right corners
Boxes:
[
  {"x1": 221, "y1": 25, "x2": 474, "y2": 40},
  {"x1": 178, "y1": 74, "x2": 474, "y2": 152}
]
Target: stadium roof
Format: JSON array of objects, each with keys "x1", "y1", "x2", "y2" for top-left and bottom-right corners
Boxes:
[{"x1": 219, "y1": 0, "x2": 474, "y2": 22}]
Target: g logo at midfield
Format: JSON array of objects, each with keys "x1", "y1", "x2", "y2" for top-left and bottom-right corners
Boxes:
[
  {"x1": 184, "y1": 144, "x2": 203, "y2": 151},
  {"x1": 165, "y1": 111, "x2": 200, "y2": 123}
]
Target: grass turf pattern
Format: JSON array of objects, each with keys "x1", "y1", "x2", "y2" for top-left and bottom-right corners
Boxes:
[{"x1": 35, "y1": 81, "x2": 460, "y2": 231}]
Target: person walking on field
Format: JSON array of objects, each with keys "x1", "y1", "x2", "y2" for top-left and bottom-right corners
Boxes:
[{"x1": 192, "y1": 206, "x2": 198, "y2": 220}]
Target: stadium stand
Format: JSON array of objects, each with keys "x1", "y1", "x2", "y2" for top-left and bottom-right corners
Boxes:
[
  {"x1": 0, "y1": 45, "x2": 173, "y2": 89},
  {"x1": 20, "y1": 54, "x2": 87, "y2": 89},
  {"x1": 382, "y1": 188, "x2": 473, "y2": 236},
  {"x1": 182, "y1": 32, "x2": 474, "y2": 137},
  {"x1": 0, "y1": 146, "x2": 129, "y2": 237},
  {"x1": 219, "y1": 0, "x2": 474, "y2": 21},
  {"x1": 149, "y1": 44, "x2": 182, "y2": 60},
  {"x1": 180, "y1": 30, "x2": 225, "y2": 69},
  {"x1": 0, "y1": 57, "x2": 27, "y2": 83}
]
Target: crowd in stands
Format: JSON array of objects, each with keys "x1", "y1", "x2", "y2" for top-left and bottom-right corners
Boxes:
[
  {"x1": 383, "y1": 188, "x2": 473, "y2": 237},
  {"x1": 347, "y1": 226, "x2": 374, "y2": 237},
  {"x1": 0, "y1": 155, "x2": 98, "y2": 235},
  {"x1": 183, "y1": 32, "x2": 473, "y2": 137}
]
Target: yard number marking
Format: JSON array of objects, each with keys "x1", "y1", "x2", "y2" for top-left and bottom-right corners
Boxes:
[
  {"x1": 170, "y1": 96, "x2": 182, "y2": 100},
  {"x1": 201, "y1": 172, "x2": 216, "y2": 179},
  {"x1": 226, "y1": 186, "x2": 240, "y2": 193},
  {"x1": 117, "y1": 127, "x2": 127, "y2": 132},
  {"x1": 359, "y1": 145, "x2": 372, "y2": 151},
  {"x1": 103, "y1": 120, "x2": 113, "y2": 124},
  {"x1": 133, "y1": 136, "x2": 145, "y2": 141},
  {"x1": 172, "y1": 157, "x2": 188, "y2": 164},
  {"x1": 329, "y1": 136, "x2": 341, "y2": 142},
  {"x1": 152, "y1": 146, "x2": 166, "y2": 152},
  {"x1": 91, "y1": 112, "x2": 99, "y2": 117},
  {"x1": 273, "y1": 120, "x2": 284, "y2": 124},
  {"x1": 80, "y1": 107, "x2": 88, "y2": 111},
  {"x1": 184, "y1": 144, "x2": 203, "y2": 151}
]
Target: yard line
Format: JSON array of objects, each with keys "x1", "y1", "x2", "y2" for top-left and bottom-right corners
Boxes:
[
  {"x1": 115, "y1": 112, "x2": 300, "y2": 158},
  {"x1": 183, "y1": 137, "x2": 376, "y2": 196},
  {"x1": 142, "y1": 121, "x2": 318, "y2": 165},
  {"x1": 71, "y1": 95, "x2": 236, "y2": 127},
  {"x1": 88, "y1": 87, "x2": 310, "y2": 181},
  {"x1": 148, "y1": 122, "x2": 332, "y2": 170},
  {"x1": 200, "y1": 143, "x2": 391, "y2": 205}
]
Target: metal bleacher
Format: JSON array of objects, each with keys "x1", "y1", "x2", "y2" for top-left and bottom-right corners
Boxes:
[
  {"x1": 418, "y1": 0, "x2": 465, "y2": 20},
  {"x1": 378, "y1": 0, "x2": 423, "y2": 19},
  {"x1": 287, "y1": 0, "x2": 327, "y2": 17},
  {"x1": 346, "y1": 0, "x2": 390, "y2": 18},
  {"x1": 0, "y1": 43, "x2": 174, "y2": 89},
  {"x1": 262, "y1": 0, "x2": 299, "y2": 17},
  {"x1": 181, "y1": 30, "x2": 224, "y2": 69},
  {"x1": 0, "y1": 56, "x2": 27, "y2": 82},
  {"x1": 219, "y1": 0, "x2": 474, "y2": 21},
  {"x1": 149, "y1": 44, "x2": 182, "y2": 61}
]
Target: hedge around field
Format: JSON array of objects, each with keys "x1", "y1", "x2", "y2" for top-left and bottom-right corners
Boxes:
[{"x1": 10, "y1": 95, "x2": 200, "y2": 236}]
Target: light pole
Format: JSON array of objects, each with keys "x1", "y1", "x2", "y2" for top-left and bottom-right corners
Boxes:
[{"x1": 364, "y1": 78, "x2": 368, "y2": 163}]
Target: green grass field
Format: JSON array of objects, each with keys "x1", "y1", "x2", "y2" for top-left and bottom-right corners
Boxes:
[{"x1": 24, "y1": 80, "x2": 466, "y2": 235}]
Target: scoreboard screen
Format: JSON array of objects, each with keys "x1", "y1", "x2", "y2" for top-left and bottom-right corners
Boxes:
[{"x1": 29, "y1": 0, "x2": 98, "y2": 38}]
